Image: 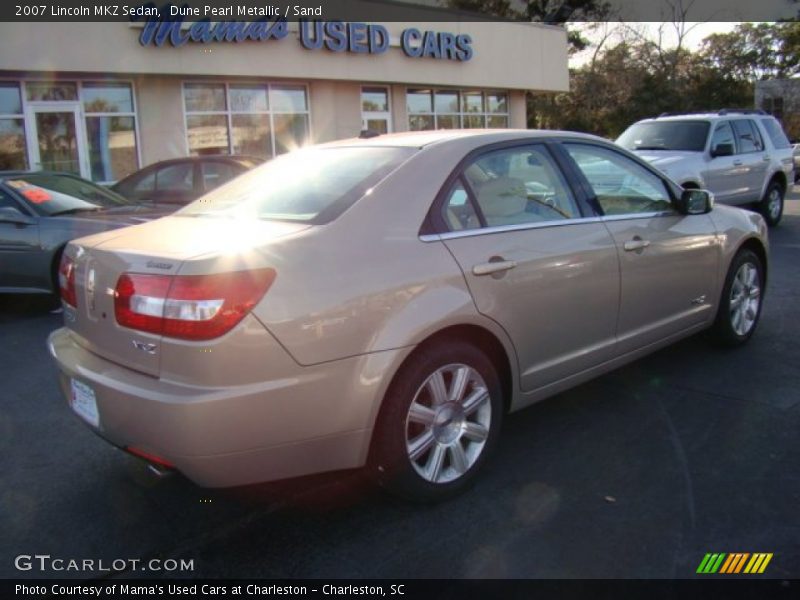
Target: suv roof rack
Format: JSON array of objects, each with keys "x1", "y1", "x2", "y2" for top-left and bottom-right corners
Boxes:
[
  {"x1": 717, "y1": 109, "x2": 766, "y2": 116},
  {"x1": 656, "y1": 109, "x2": 767, "y2": 118}
]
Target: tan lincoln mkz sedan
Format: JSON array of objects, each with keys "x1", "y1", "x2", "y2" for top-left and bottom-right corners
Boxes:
[{"x1": 48, "y1": 130, "x2": 768, "y2": 501}]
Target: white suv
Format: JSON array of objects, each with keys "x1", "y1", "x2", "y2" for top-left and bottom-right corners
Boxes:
[{"x1": 617, "y1": 110, "x2": 795, "y2": 226}]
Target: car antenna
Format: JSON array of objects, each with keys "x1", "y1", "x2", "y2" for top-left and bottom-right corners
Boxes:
[{"x1": 359, "y1": 129, "x2": 381, "y2": 139}]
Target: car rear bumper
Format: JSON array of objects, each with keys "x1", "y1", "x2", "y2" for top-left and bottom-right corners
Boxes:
[{"x1": 47, "y1": 327, "x2": 407, "y2": 487}]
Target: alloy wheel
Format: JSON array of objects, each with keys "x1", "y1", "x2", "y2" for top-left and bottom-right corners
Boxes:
[
  {"x1": 404, "y1": 363, "x2": 492, "y2": 484},
  {"x1": 729, "y1": 262, "x2": 761, "y2": 336}
]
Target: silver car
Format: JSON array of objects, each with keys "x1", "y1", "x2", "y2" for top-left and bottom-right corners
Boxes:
[
  {"x1": 48, "y1": 130, "x2": 768, "y2": 502},
  {"x1": 617, "y1": 110, "x2": 794, "y2": 226}
]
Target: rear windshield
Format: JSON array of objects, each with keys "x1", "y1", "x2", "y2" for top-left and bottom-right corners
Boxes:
[
  {"x1": 4, "y1": 173, "x2": 131, "y2": 215},
  {"x1": 759, "y1": 118, "x2": 791, "y2": 150},
  {"x1": 177, "y1": 146, "x2": 415, "y2": 224},
  {"x1": 617, "y1": 121, "x2": 710, "y2": 152}
]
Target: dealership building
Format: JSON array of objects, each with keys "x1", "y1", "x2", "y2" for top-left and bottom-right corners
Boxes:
[{"x1": 0, "y1": 16, "x2": 568, "y2": 184}]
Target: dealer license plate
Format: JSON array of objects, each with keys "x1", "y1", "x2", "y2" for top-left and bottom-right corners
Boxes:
[{"x1": 70, "y1": 378, "x2": 99, "y2": 427}]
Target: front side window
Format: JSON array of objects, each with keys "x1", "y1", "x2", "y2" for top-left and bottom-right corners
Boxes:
[
  {"x1": 565, "y1": 144, "x2": 672, "y2": 216},
  {"x1": 183, "y1": 83, "x2": 310, "y2": 159},
  {"x1": 443, "y1": 145, "x2": 579, "y2": 230},
  {"x1": 710, "y1": 121, "x2": 735, "y2": 155}
]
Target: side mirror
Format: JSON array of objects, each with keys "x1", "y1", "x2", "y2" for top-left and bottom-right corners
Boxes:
[
  {"x1": 710, "y1": 143, "x2": 734, "y2": 158},
  {"x1": 676, "y1": 189, "x2": 714, "y2": 215},
  {"x1": 0, "y1": 206, "x2": 36, "y2": 225}
]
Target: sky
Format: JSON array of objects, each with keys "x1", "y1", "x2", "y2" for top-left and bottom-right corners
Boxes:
[{"x1": 568, "y1": 21, "x2": 739, "y2": 67}]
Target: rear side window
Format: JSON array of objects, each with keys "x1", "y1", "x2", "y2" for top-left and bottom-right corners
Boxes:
[
  {"x1": 760, "y1": 118, "x2": 791, "y2": 150},
  {"x1": 731, "y1": 120, "x2": 763, "y2": 154}
]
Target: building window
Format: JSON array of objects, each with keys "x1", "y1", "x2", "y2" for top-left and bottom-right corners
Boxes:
[
  {"x1": 361, "y1": 87, "x2": 392, "y2": 134},
  {"x1": 762, "y1": 96, "x2": 784, "y2": 120},
  {"x1": 183, "y1": 82, "x2": 310, "y2": 159},
  {"x1": 407, "y1": 89, "x2": 509, "y2": 131},
  {"x1": 0, "y1": 82, "x2": 28, "y2": 170},
  {"x1": 82, "y1": 83, "x2": 138, "y2": 182}
]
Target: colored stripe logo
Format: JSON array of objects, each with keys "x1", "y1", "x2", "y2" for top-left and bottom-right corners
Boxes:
[{"x1": 696, "y1": 553, "x2": 773, "y2": 574}]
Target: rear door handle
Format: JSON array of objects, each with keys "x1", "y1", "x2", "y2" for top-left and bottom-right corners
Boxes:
[
  {"x1": 733, "y1": 160, "x2": 743, "y2": 166},
  {"x1": 473, "y1": 260, "x2": 517, "y2": 276},
  {"x1": 763, "y1": 155, "x2": 771, "y2": 162},
  {"x1": 623, "y1": 239, "x2": 651, "y2": 252}
]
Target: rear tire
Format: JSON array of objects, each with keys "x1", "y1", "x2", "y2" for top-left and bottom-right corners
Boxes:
[
  {"x1": 758, "y1": 180, "x2": 784, "y2": 227},
  {"x1": 370, "y1": 340, "x2": 503, "y2": 502},
  {"x1": 710, "y1": 249, "x2": 764, "y2": 346}
]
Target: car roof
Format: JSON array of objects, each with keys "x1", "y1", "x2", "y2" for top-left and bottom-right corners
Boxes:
[
  {"x1": 638, "y1": 112, "x2": 779, "y2": 123},
  {"x1": 321, "y1": 128, "x2": 607, "y2": 149}
]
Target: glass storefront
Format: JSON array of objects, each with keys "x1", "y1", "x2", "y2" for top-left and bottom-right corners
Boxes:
[
  {"x1": 407, "y1": 88, "x2": 509, "y2": 130},
  {"x1": 183, "y1": 82, "x2": 310, "y2": 159},
  {"x1": 0, "y1": 80, "x2": 139, "y2": 182}
]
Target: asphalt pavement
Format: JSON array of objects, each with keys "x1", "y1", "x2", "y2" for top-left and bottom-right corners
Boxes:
[{"x1": 1, "y1": 188, "x2": 799, "y2": 580}]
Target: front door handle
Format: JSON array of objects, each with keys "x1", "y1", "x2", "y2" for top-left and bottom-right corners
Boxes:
[
  {"x1": 473, "y1": 260, "x2": 517, "y2": 276},
  {"x1": 623, "y1": 238, "x2": 651, "y2": 252},
  {"x1": 733, "y1": 160, "x2": 743, "y2": 166}
]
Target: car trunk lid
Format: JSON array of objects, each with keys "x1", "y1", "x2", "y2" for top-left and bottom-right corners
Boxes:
[{"x1": 65, "y1": 216, "x2": 309, "y2": 377}]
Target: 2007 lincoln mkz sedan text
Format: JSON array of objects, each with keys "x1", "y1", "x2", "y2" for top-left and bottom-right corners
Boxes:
[{"x1": 48, "y1": 130, "x2": 768, "y2": 501}]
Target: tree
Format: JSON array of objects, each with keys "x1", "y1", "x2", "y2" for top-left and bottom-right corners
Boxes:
[{"x1": 701, "y1": 22, "x2": 800, "y2": 81}]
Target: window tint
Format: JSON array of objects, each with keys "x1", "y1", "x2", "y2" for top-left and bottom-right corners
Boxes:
[
  {"x1": 732, "y1": 120, "x2": 762, "y2": 154},
  {"x1": 616, "y1": 120, "x2": 710, "y2": 152},
  {"x1": 565, "y1": 144, "x2": 672, "y2": 215},
  {"x1": 442, "y1": 180, "x2": 480, "y2": 231},
  {"x1": 760, "y1": 118, "x2": 791, "y2": 150},
  {"x1": 201, "y1": 161, "x2": 240, "y2": 191},
  {"x1": 156, "y1": 163, "x2": 194, "y2": 192},
  {"x1": 710, "y1": 121, "x2": 735, "y2": 154},
  {"x1": 130, "y1": 171, "x2": 155, "y2": 195},
  {"x1": 0, "y1": 189, "x2": 23, "y2": 212},
  {"x1": 459, "y1": 145, "x2": 579, "y2": 228}
]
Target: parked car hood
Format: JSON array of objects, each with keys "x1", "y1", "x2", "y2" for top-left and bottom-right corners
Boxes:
[{"x1": 631, "y1": 150, "x2": 702, "y2": 169}]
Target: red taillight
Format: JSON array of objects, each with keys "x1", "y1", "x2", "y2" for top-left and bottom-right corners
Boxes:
[
  {"x1": 58, "y1": 254, "x2": 77, "y2": 307},
  {"x1": 114, "y1": 269, "x2": 276, "y2": 341}
]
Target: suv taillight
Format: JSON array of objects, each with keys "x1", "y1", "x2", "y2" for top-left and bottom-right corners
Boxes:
[
  {"x1": 58, "y1": 254, "x2": 77, "y2": 307},
  {"x1": 114, "y1": 269, "x2": 276, "y2": 340}
]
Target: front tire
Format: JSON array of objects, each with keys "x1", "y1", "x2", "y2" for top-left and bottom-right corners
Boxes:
[
  {"x1": 370, "y1": 341, "x2": 503, "y2": 502},
  {"x1": 758, "y1": 180, "x2": 784, "y2": 227},
  {"x1": 710, "y1": 249, "x2": 765, "y2": 346}
]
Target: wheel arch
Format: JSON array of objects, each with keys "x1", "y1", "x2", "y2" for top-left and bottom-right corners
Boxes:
[
  {"x1": 365, "y1": 323, "x2": 516, "y2": 464},
  {"x1": 736, "y1": 237, "x2": 769, "y2": 287}
]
